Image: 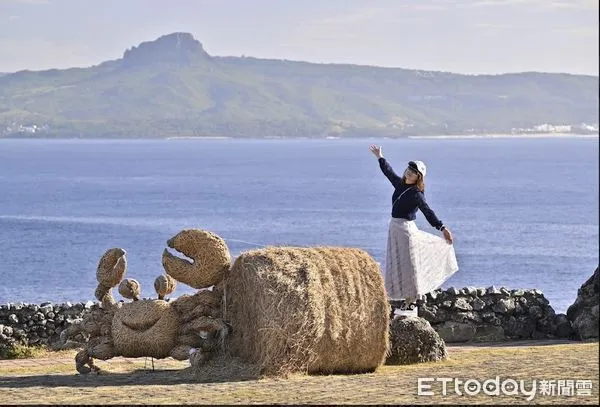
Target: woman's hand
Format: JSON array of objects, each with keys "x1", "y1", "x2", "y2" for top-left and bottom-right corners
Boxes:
[
  {"x1": 369, "y1": 144, "x2": 383, "y2": 159},
  {"x1": 442, "y1": 228, "x2": 454, "y2": 244}
]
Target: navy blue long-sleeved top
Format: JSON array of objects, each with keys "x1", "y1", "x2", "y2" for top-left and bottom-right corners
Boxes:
[{"x1": 378, "y1": 157, "x2": 444, "y2": 230}]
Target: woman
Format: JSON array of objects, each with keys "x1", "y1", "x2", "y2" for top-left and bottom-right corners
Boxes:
[{"x1": 369, "y1": 144, "x2": 458, "y2": 312}]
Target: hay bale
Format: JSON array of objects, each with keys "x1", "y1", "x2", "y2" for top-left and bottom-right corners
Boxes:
[
  {"x1": 118, "y1": 279, "x2": 141, "y2": 301},
  {"x1": 96, "y1": 248, "x2": 127, "y2": 287},
  {"x1": 223, "y1": 247, "x2": 390, "y2": 376},
  {"x1": 386, "y1": 316, "x2": 448, "y2": 365},
  {"x1": 112, "y1": 300, "x2": 179, "y2": 358},
  {"x1": 162, "y1": 229, "x2": 231, "y2": 289},
  {"x1": 154, "y1": 274, "x2": 177, "y2": 299}
]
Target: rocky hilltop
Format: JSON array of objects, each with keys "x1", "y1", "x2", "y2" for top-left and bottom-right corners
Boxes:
[{"x1": 1, "y1": 33, "x2": 597, "y2": 138}]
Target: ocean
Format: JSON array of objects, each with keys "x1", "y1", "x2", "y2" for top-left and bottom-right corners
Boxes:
[{"x1": 0, "y1": 137, "x2": 597, "y2": 314}]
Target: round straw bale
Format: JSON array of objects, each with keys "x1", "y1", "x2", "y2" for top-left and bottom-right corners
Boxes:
[
  {"x1": 162, "y1": 229, "x2": 231, "y2": 289},
  {"x1": 154, "y1": 274, "x2": 177, "y2": 299},
  {"x1": 96, "y1": 248, "x2": 127, "y2": 287},
  {"x1": 118, "y1": 279, "x2": 141, "y2": 301},
  {"x1": 112, "y1": 300, "x2": 179, "y2": 358},
  {"x1": 386, "y1": 316, "x2": 447, "y2": 365},
  {"x1": 171, "y1": 290, "x2": 222, "y2": 317},
  {"x1": 223, "y1": 246, "x2": 390, "y2": 376}
]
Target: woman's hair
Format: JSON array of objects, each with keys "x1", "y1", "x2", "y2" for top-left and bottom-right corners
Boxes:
[{"x1": 402, "y1": 173, "x2": 425, "y2": 192}]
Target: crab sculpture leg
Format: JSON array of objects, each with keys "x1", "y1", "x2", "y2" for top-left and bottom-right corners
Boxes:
[
  {"x1": 74, "y1": 248, "x2": 126, "y2": 374},
  {"x1": 163, "y1": 229, "x2": 232, "y2": 364}
]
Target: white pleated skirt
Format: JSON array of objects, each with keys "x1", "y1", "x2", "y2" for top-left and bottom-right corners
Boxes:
[{"x1": 385, "y1": 217, "x2": 459, "y2": 301}]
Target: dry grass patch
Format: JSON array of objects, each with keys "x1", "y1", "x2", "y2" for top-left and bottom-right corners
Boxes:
[{"x1": 0, "y1": 341, "x2": 597, "y2": 405}]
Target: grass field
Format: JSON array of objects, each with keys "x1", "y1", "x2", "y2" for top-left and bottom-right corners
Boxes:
[{"x1": 0, "y1": 341, "x2": 598, "y2": 405}]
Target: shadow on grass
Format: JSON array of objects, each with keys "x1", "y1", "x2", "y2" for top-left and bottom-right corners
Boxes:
[{"x1": 0, "y1": 367, "x2": 262, "y2": 388}]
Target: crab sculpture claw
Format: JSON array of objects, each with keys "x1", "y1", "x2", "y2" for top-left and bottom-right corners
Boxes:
[
  {"x1": 96, "y1": 248, "x2": 127, "y2": 287},
  {"x1": 162, "y1": 229, "x2": 231, "y2": 289},
  {"x1": 94, "y1": 248, "x2": 127, "y2": 307}
]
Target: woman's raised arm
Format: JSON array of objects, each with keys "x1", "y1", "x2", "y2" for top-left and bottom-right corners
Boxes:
[{"x1": 370, "y1": 144, "x2": 403, "y2": 187}]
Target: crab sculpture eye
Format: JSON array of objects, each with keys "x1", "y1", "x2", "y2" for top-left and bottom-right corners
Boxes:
[{"x1": 154, "y1": 275, "x2": 176, "y2": 300}]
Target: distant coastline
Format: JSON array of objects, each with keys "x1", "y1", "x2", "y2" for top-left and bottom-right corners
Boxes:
[
  {"x1": 164, "y1": 133, "x2": 599, "y2": 140},
  {"x1": 1, "y1": 133, "x2": 598, "y2": 141},
  {"x1": 2, "y1": 33, "x2": 597, "y2": 143},
  {"x1": 407, "y1": 133, "x2": 599, "y2": 140},
  {"x1": 165, "y1": 136, "x2": 230, "y2": 140}
]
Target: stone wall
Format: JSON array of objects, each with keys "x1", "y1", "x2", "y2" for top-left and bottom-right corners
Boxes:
[
  {"x1": 0, "y1": 283, "x2": 590, "y2": 356},
  {"x1": 0, "y1": 301, "x2": 96, "y2": 356},
  {"x1": 391, "y1": 286, "x2": 575, "y2": 343}
]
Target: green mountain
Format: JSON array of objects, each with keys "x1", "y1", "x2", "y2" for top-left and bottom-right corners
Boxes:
[{"x1": 1, "y1": 32, "x2": 598, "y2": 138}]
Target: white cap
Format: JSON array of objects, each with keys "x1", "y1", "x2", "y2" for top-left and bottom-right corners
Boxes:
[{"x1": 408, "y1": 160, "x2": 427, "y2": 177}]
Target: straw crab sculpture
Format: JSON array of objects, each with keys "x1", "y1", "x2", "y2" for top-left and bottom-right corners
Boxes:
[
  {"x1": 68, "y1": 230, "x2": 232, "y2": 374},
  {"x1": 66, "y1": 228, "x2": 391, "y2": 377}
]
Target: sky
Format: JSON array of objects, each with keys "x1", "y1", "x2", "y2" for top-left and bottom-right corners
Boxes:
[{"x1": 0, "y1": 0, "x2": 598, "y2": 75}]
